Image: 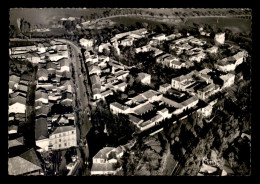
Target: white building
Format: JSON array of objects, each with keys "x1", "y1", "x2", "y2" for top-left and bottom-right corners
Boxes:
[
  {"x1": 9, "y1": 102, "x2": 26, "y2": 114},
  {"x1": 49, "y1": 126, "x2": 77, "y2": 150},
  {"x1": 138, "y1": 72, "x2": 151, "y2": 85},
  {"x1": 220, "y1": 73, "x2": 235, "y2": 89},
  {"x1": 79, "y1": 38, "x2": 94, "y2": 48},
  {"x1": 214, "y1": 33, "x2": 225, "y2": 45}
]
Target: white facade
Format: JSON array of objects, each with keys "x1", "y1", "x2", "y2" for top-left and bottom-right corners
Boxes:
[
  {"x1": 9, "y1": 102, "x2": 26, "y2": 114},
  {"x1": 80, "y1": 38, "x2": 94, "y2": 48},
  {"x1": 36, "y1": 138, "x2": 50, "y2": 152},
  {"x1": 214, "y1": 33, "x2": 225, "y2": 45},
  {"x1": 49, "y1": 128, "x2": 77, "y2": 150}
]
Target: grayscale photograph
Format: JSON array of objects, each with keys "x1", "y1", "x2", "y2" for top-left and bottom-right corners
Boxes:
[{"x1": 8, "y1": 8, "x2": 252, "y2": 176}]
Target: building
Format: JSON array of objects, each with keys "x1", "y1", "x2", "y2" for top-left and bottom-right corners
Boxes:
[
  {"x1": 181, "y1": 96, "x2": 199, "y2": 110},
  {"x1": 98, "y1": 42, "x2": 111, "y2": 53},
  {"x1": 79, "y1": 38, "x2": 94, "y2": 48},
  {"x1": 9, "y1": 102, "x2": 26, "y2": 114},
  {"x1": 91, "y1": 147, "x2": 123, "y2": 175},
  {"x1": 207, "y1": 46, "x2": 218, "y2": 54},
  {"x1": 8, "y1": 136, "x2": 24, "y2": 149},
  {"x1": 110, "y1": 102, "x2": 130, "y2": 115},
  {"x1": 215, "y1": 51, "x2": 248, "y2": 72},
  {"x1": 8, "y1": 148, "x2": 43, "y2": 176},
  {"x1": 214, "y1": 33, "x2": 225, "y2": 45},
  {"x1": 37, "y1": 69, "x2": 48, "y2": 82},
  {"x1": 159, "y1": 83, "x2": 171, "y2": 94},
  {"x1": 35, "y1": 117, "x2": 49, "y2": 152},
  {"x1": 113, "y1": 82, "x2": 127, "y2": 92},
  {"x1": 197, "y1": 83, "x2": 216, "y2": 100},
  {"x1": 220, "y1": 73, "x2": 235, "y2": 89},
  {"x1": 49, "y1": 126, "x2": 77, "y2": 150},
  {"x1": 152, "y1": 33, "x2": 166, "y2": 41},
  {"x1": 137, "y1": 72, "x2": 151, "y2": 85}
]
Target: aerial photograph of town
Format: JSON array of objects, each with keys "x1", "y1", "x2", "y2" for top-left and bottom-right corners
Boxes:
[{"x1": 8, "y1": 8, "x2": 252, "y2": 176}]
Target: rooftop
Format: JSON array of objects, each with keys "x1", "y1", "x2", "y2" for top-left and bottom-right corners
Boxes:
[
  {"x1": 51, "y1": 125, "x2": 76, "y2": 135},
  {"x1": 93, "y1": 147, "x2": 114, "y2": 159},
  {"x1": 8, "y1": 148, "x2": 42, "y2": 176},
  {"x1": 35, "y1": 118, "x2": 48, "y2": 141},
  {"x1": 110, "y1": 102, "x2": 129, "y2": 111}
]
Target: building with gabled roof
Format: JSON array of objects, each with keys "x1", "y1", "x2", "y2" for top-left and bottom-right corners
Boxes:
[
  {"x1": 110, "y1": 102, "x2": 130, "y2": 115},
  {"x1": 91, "y1": 146, "x2": 123, "y2": 175},
  {"x1": 8, "y1": 125, "x2": 18, "y2": 135},
  {"x1": 137, "y1": 72, "x2": 151, "y2": 85},
  {"x1": 8, "y1": 148, "x2": 43, "y2": 176},
  {"x1": 9, "y1": 102, "x2": 26, "y2": 114},
  {"x1": 35, "y1": 117, "x2": 49, "y2": 152},
  {"x1": 220, "y1": 73, "x2": 235, "y2": 89},
  {"x1": 159, "y1": 83, "x2": 171, "y2": 94},
  {"x1": 8, "y1": 136, "x2": 24, "y2": 148},
  {"x1": 49, "y1": 125, "x2": 77, "y2": 150}
]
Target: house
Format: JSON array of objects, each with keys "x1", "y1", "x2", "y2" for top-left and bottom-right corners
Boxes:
[
  {"x1": 88, "y1": 65, "x2": 101, "y2": 75},
  {"x1": 61, "y1": 92, "x2": 73, "y2": 106},
  {"x1": 25, "y1": 52, "x2": 41, "y2": 64},
  {"x1": 215, "y1": 51, "x2": 247, "y2": 72},
  {"x1": 110, "y1": 102, "x2": 130, "y2": 115},
  {"x1": 92, "y1": 88, "x2": 101, "y2": 100},
  {"x1": 152, "y1": 33, "x2": 166, "y2": 41},
  {"x1": 37, "y1": 69, "x2": 48, "y2": 82},
  {"x1": 137, "y1": 113, "x2": 164, "y2": 132},
  {"x1": 207, "y1": 46, "x2": 218, "y2": 54},
  {"x1": 159, "y1": 83, "x2": 171, "y2": 94},
  {"x1": 79, "y1": 38, "x2": 94, "y2": 48},
  {"x1": 118, "y1": 37, "x2": 134, "y2": 46},
  {"x1": 91, "y1": 147, "x2": 123, "y2": 175},
  {"x1": 8, "y1": 136, "x2": 24, "y2": 148},
  {"x1": 8, "y1": 148, "x2": 43, "y2": 176},
  {"x1": 128, "y1": 114, "x2": 144, "y2": 126},
  {"x1": 181, "y1": 96, "x2": 199, "y2": 110},
  {"x1": 98, "y1": 42, "x2": 111, "y2": 53},
  {"x1": 9, "y1": 75, "x2": 20, "y2": 85},
  {"x1": 166, "y1": 34, "x2": 176, "y2": 41},
  {"x1": 49, "y1": 125, "x2": 77, "y2": 150},
  {"x1": 197, "y1": 83, "x2": 216, "y2": 100},
  {"x1": 8, "y1": 125, "x2": 18, "y2": 135},
  {"x1": 171, "y1": 73, "x2": 194, "y2": 91},
  {"x1": 137, "y1": 72, "x2": 151, "y2": 85},
  {"x1": 35, "y1": 90, "x2": 48, "y2": 104},
  {"x1": 35, "y1": 117, "x2": 49, "y2": 152},
  {"x1": 100, "y1": 89, "x2": 113, "y2": 100},
  {"x1": 200, "y1": 73, "x2": 213, "y2": 84},
  {"x1": 9, "y1": 95, "x2": 26, "y2": 105},
  {"x1": 114, "y1": 70, "x2": 129, "y2": 81},
  {"x1": 189, "y1": 52, "x2": 206, "y2": 62},
  {"x1": 198, "y1": 104, "x2": 213, "y2": 117},
  {"x1": 35, "y1": 105, "x2": 49, "y2": 118},
  {"x1": 59, "y1": 58, "x2": 70, "y2": 72},
  {"x1": 9, "y1": 102, "x2": 26, "y2": 114},
  {"x1": 113, "y1": 82, "x2": 127, "y2": 92},
  {"x1": 220, "y1": 73, "x2": 235, "y2": 89},
  {"x1": 16, "y1": 84, "x2": 28, "y2": 94},
  {"x1": 214, "y1": 33, "x2": 225, "y2": 45}
]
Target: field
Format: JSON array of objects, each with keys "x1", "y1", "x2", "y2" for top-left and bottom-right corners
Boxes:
[
  {"x1": 111, "y1": 16, "x2": 251, "y2": 34},
  {"x1": 9, "y1": 8, "x2": 107, "y2": 26},
  {"x1": 185, "y1": 17, "x2": 251, "y2": 33}
]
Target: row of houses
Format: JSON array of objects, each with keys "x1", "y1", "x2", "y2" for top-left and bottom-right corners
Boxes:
[
  {"x1": 32, "y1": 43, "x2": 77, "y2": 152},
  {"x1": 8, "y1": 59, "x2": 45, "y2": 175},
  {"x1": 10, "y1": 41, "x2": 69, "y2": 64}
]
